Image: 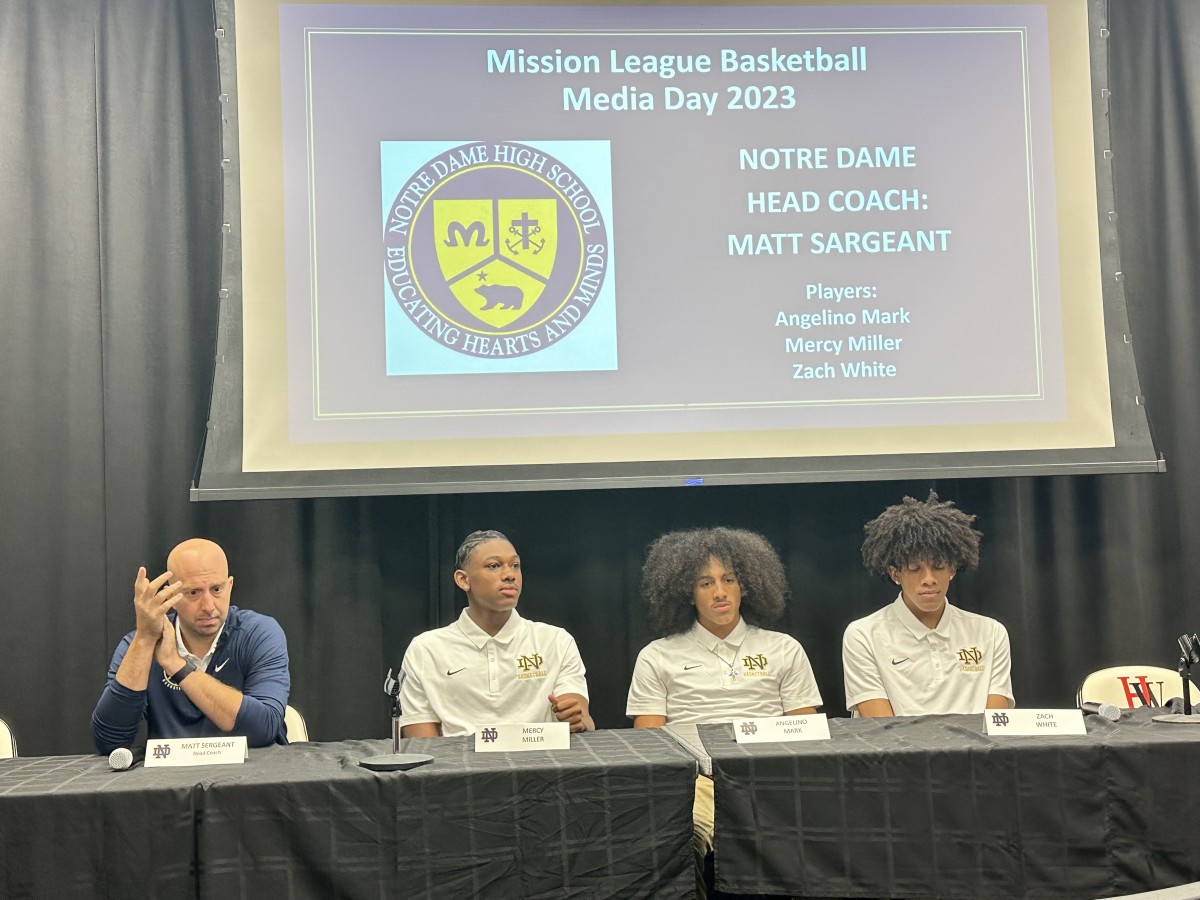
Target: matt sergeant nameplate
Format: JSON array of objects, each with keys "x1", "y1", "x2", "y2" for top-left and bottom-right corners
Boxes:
[
  {"x1": 474, "y1": 722, "x2": 570, "y2": 752},
  {"x1": 985, "y1": 709, "x2": 1086, "y2": 736},
  {"x1": 733, "y1": 714, "x2": 831, "y2": 743},
  {"x1": 144, "y1": 736, "x2": 249, "y2": 767}
]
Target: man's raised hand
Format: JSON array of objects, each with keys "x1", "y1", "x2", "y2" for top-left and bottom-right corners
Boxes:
[{"x1": 132, "y1": 566, "x2": 183, "y2": 638}]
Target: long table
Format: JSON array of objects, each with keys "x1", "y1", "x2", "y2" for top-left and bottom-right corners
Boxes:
[
  {"x1": 0, "y1": 730, "x2": 697, "y2": 899},
  {"x1": 701, "y1": 710, "x2": 1200, "y2": 898}
]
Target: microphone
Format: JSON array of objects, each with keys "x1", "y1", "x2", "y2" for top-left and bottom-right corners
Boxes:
[
  {"x1": 108, "y1": 747, "x2": 140, "y2": 770},
  {"x1": 383, "y1": 667, "x2": 406, "y2": 706},
  {"x1": 1178, "y1": 633, "x2": 1200, "y2": 666},
  {"x1": 1080, "y1": 702, "x2": 1122, "y2": 722},
  {"x1": 359, "y1": 666, "x2": 433, "y2": 772}
]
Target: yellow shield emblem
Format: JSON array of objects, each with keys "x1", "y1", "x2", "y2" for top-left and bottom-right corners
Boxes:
[{"x1": 435, "y1": 199, "x2": 557, "y2": 330}]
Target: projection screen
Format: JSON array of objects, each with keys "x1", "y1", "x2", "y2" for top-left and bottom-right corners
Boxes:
[{"x1": 193, "y1": 0, "x2": 1162, "y2": 499}]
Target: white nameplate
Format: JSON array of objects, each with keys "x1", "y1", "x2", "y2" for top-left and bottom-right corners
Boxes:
[
  {"x1": 733, "y1": 714, "x2": 831, "y2": 743},
  {"x1": 144, "y1": 736, "x2": 249, "y2": 767},
  {"x1": 984, "y1": 708, "x2": 1087, "y2": 736},
  {"x1": 473, "y1": 722, "x2": 570, "y2": 752}
]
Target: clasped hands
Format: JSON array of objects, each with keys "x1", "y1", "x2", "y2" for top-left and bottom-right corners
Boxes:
[{"x1": 132, "y1": 567, "x2": 187, "y2": 676}]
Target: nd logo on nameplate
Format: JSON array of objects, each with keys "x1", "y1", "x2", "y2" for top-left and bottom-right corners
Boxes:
[
  {"x1": 474, "y1": 722, "x2": 571, "y2": 752},
  {"x1": 985, "y1": 709, "x2": 1087, "y2": 736},
  {"x1": 733, "y1": 714, "x2": 831, "y2": 744},
  {"x1": 144, "y1": 736, "x2": 249, "y2": 767}
]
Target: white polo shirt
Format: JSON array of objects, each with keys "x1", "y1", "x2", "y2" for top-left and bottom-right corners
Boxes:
[
  {"x1": 399, "y1": 608, "x2": 589, "y2": 736},
  {"x1": 626, "y1": 619, "x2": 822, "y2": 725},
  {"x1": 842, "y1": 595, "x2": 1014, "y2": 715}
]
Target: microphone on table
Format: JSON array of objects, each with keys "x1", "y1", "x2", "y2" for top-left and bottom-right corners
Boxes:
[
  {"x1": 383, "y1": 667, "x2": 405, "y2": 728},
  {"x1": 358, "y1": 666, "x2": 433, "y2": 772},
  {"x1": 1150, "y1": 633, "x2": 1200, "y2": 724},
  {"x1": 1080, "y1": 702, "x2": 1123, "y2": 722},
  {"x1": 108, "y1": 747, "x2": 143, "y2": 771}
]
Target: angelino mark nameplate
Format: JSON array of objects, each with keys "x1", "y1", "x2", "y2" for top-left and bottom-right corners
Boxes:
[{"x1": 733, "y1": 714, "x2": 831, "y2": 744}]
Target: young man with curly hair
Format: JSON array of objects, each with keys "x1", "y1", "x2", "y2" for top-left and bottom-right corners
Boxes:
[
  {"x1": 626, "y1": 527, "x2": 822, "y2": 893},
  {"x1": 843, "y1": 492, "x2": 1014, "y2": 717}
]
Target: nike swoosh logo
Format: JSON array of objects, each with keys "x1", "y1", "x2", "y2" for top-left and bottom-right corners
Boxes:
[
  {"x1": 684, "y1": 664, "x2": 703, "y2": 670},
  {"x1": 214, "y1": 659, "x2": 229, "y2": 673},
  {"x1": 447, "y1": 667, "x2": 466, "y2": 676},
  {"x1": 891, "y1": 658, "x2": 910, "y2": 666}
]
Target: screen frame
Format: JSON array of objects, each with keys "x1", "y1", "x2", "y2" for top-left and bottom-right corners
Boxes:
[{"x1": 194, "y1": 0, "x2": 1162, "y2": 501}]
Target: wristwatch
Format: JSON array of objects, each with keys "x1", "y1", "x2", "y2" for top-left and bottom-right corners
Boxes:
[{"x1": 164, "y1": 660, "x2": 197, "y2": 689}]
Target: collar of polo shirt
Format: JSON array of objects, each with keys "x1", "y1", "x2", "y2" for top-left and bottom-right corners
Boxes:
[
  {"x1": 688, "y1": 616, "x2": 748, "y2": 652},
  {"x1": 892, "y1": 593, "x2": 957, "y2": 640},
  {"x1": 456, "y1": 607, "x2": 525, "y2": 648}
]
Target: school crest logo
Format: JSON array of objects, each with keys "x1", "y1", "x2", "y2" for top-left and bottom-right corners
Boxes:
[
  {"x1": 383, "y1": 141, "x2": 611, "y2": 363},
  {"x1": 956, "y1": 646, "x2": 985, "y2": 673},
  {"x1": 742, "y1": 653, "x2": 771, "y2": 678},
  {"x1": 515, "y1": 651, "x2": 548, "y2": 680}
]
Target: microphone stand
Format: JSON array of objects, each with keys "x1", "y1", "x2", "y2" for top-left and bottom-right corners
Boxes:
[
  {"x1": 357, "y1": 667, "x2": 434, "y2": 771},
  {"x1": 1180, "y1": 657, "x2": 1193, "y2": 716},
  {"x1": 1154, "y1": 634, "x2": 1200, "y2": 724},
  {"x1": 385, "y1": 667, "x2": 403, "y2": 752},
  {"x1": 1178, "y1": 633, "x2": 1198, "y2": 716}
]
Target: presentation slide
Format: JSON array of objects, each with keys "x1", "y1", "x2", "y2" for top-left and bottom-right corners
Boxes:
[{"x1": 232, "y1": 0, "x2": 1116, "y2": 478}]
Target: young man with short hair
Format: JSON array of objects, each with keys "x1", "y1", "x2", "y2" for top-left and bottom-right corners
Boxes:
[{"x1": 399, "y1": 530, "x2": 593, "y2": 737}]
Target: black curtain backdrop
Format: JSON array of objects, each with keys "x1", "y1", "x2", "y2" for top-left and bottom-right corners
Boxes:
[{"x1": 1, "y1": 0, "x2": 1198, "y2": 756}]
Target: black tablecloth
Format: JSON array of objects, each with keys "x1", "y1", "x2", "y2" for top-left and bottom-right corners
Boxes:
[
  {"x1": 702, "y1": 710, "x2": 1200, "y2": 899},
  {"x1": 0, "y1": 729, "x2": 697, "y2": 900}
]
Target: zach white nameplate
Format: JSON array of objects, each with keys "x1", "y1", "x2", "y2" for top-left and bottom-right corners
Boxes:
[
  {"x1": 474, "y1": 722, "x2": 570, "y2": 752},
  {"x1": 144, "y1": 736, "x2": 249, "y2": 767},
  {"x1": 733, "y1": 714, "x2": 831, "y2": 744},
  {"x1": 984, "y1": 709, "x2": 1086, "y2": 736}
]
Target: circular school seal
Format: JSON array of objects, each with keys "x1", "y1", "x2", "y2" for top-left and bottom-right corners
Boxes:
[{"x1": 383, "y1": 141, "x2": 609, "y2": 359}]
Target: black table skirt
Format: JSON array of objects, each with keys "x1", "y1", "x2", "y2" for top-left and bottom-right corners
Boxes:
[
  {"x1": 0, "y1": 729, "x2": 697, "y2": 900},
  {"x1": 703, "y1": 710, "x2": 1200, "y2": 899}
]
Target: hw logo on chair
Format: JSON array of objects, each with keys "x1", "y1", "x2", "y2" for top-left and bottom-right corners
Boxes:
[{"x1": 1118, "y1": 675, "x2": 1165, "y2": 707}]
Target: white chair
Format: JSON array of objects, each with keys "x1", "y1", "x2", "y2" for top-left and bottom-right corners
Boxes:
[
  {"x1": 1077, "y1": 665, "x2": 1200, "y2": 709},
  {"x1": 284, "y1": 704, "x2": 309, "y2": 742},
  {"x1": 0, "y1": 717, "x2": 16, "y2": 758}
]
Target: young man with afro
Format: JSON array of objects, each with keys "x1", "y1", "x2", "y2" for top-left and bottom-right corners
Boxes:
[
  {"x1": 843, "y1": 492, "x2": 1013, "y2": 717},
  {"x1": 626, "y1": 526, "x2": 822, "y2": 894}
]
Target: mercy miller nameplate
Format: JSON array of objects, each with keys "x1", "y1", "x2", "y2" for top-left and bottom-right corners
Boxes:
[
  {"x1": 733, "y1": 713, "x2": 831, "y2": 744},
  {"x1": 144, "y1": 736, "x2": 249, "y2": 767},
  {"x1": 984, "y1": 709, "x2": 1087, "y2": 736},
  {"x1": 473, "y1": 722, "x2": 571, "y2": 752}
]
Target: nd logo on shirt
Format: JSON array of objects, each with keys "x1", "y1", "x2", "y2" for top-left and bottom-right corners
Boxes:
[
  {"x1": 515, "y1": 652, "x2": 547, "y2": 680},
  {"x1": 957, "y1": 646, "x2": 985, "y2": 673},
  {"x1": 741, "y1": 653, "x2": 771, "y2": 679}
]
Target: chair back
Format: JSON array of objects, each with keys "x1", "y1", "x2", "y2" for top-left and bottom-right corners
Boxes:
[
  {"x1": 1077, "y1": 665, "x2": 1200, "y2": 708},
  {"x1": 284, "y1": 705, "x2": 309, "y2": 742},
  {"x1": 0, "y1": 717, "x2": 16, "y2": 758}
]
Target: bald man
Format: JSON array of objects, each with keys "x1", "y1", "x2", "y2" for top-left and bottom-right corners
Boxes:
[{"x1": 91, "y1": 539, "x2": 291, "y2": 754}]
